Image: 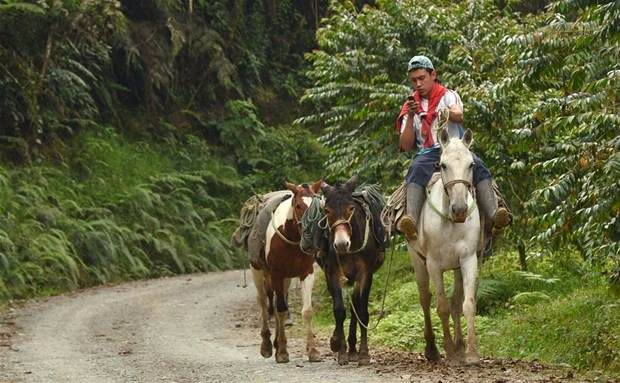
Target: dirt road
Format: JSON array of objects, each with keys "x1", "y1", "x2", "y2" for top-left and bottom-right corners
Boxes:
[{"x1": 0, "y1": 270, "x2": 578, "y2": 382}]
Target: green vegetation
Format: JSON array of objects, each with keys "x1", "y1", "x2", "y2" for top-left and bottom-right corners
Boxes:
[
  {"x1": 311, "y1": 246, "x2": 620, "y2": 377},
  {"x1": 0, "y1": 130, "x2": 243, "y2": 300}
]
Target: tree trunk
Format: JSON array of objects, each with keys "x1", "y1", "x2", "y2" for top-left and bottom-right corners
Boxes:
[
  {"x1": 36, "y1": 31, "x2": 54, "y2": 97},
  {"x1": 517, "y1": 241, "x2": 527, "y2": 271}
]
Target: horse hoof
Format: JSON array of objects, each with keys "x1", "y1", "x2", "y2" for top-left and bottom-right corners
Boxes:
[
  {"x1": 425, "y1": 345, "x2": 441, "y2": 362},
  {"x1": 330, "y1": 336, "x2": 341, "y2": 352},
  {"x1": 445, "y1": 357, "x2": 461, "y2": 367},
  {"x1": 358, "y1": 353, "x2": 370, "y2": 366},
  {"x1": 260, "y1": 340, "x2": 273, "y2": 358},
  {"x1": 337, "y1": 352, "x2": 349, "y2": 366},
  {"x1": 308, "y1": 348, "x2": 322, "y2": 362},
  {"x1": 465, "y1": 354, "x2": 480, "y2": 366},
  {"x1": 276, "y1": 351, "x2": 290, "y2": 363},
  {"x1": 348, "y1": 350, "x2": 358, "y2": 362}
]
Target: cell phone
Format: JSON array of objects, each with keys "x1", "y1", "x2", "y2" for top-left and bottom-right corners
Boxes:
[{"x1": 407, "y1": 95, "x2": 415, "y2": 101}]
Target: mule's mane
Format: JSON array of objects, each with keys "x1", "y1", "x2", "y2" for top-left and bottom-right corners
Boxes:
[{"x1": 326, "y1": 185, "x2": 353, "y2": 201}]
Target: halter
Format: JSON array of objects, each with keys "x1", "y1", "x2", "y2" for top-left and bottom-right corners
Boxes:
[
  {"x1": 443, "y1": 179, "x2": 473, "y2": 195},
  {"x1": 320, "y1": 206, "x2": 371, "y2": 254},
  {"x1": 426, "y1": 174, "x2": 477, "y2": 222},
  {"x1": 329, "y1": 207, "x2": 355, "y2": 231}
]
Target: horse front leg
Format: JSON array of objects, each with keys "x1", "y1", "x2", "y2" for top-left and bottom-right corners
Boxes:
[
  {"x1": 272, "y1": 273, "x2": 290, "y2": 363},
  {"x1": 410, "y1": 249, "x2": 440, "y2": 362},
  {"x1": 460, "y1": 255, "x2": 480, "y2": 365},
  {"x1": 451, "y1": 268, "x2": 465, "y2": 360},
  {"x1": 251, "y1": 267, "x2": 272, "y2": 358},
  {"x1": 326, "y1": 269, "x2": 348, "y2": 365},
  {"x1": 300, "y1": 272, "x2": 321, "y2": 362},
  {"x1": 357, "y1": 272, "x2": 373, "y2": 366},
  {"x1": 428, "y1": 260, "x2": 457, "y2": 362},
  {"x1": 267, "y1": 286, "x2": 275, "y2": 321}
]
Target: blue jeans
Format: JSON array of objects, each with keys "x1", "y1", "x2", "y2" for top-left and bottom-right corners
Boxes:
[{"x1": 405, "y1": 147, "x2": 492, "y2": 187}]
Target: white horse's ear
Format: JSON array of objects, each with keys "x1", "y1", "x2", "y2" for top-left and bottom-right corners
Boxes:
[
  {"x1": 462, "y1": 129, "x2": 474, "y2": 148},
  {"x1": 345, "y1": 174, "x2": 359, "y2": 192},
  {"x1": 438, "y1": 128, "x2": 450, "y2": 148}
]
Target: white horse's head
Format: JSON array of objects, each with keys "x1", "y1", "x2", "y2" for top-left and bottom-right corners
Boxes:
[{"x1": 438, "y1": 128, "x2": 475, "y2": 223}]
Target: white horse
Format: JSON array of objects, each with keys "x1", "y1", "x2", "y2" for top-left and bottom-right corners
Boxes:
[{"x1": 408, "y1": 128, "x2": 482, "y2": 365}]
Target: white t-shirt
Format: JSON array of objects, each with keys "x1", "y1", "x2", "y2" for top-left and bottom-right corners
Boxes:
[{"x1": 400, "y1": 89, "x2": 464, "y2": 151}]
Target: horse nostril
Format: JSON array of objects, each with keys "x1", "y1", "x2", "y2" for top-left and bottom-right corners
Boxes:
[{"x1": 333, "y1": 239, "x2": 351, "y2": 253}]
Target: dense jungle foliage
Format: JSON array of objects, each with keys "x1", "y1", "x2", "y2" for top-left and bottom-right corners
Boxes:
[
  {"x1": 0, "y1": 0, "x2": 618, "y2": 377},
  {"x1": 0, "y1": 0, "x2": 328, "y2": 299}
]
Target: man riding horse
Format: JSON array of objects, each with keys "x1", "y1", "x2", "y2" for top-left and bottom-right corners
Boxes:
[{"x1": 395, "y1": 55, "x2": 510, "y2": 246}]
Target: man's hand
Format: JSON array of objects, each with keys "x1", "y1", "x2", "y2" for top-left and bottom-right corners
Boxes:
[
  {"x1": 406, "y1": 98, "x2": 419, "y2": 117},
  {"x1": 448, "y1": 104, "x2": 463, "y2": 123}
]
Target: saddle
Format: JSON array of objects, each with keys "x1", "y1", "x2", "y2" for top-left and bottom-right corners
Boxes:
[
  {"x1": 352, "y1": 184, "x2": 388, "y2": 250},
  {"x1": 232, "y1": 190, "x2": 292, "y2": 270},
  {"x1": 381, "y1": 177, "x2": 511, "y2": 240},
  {"x1": 302, "y1": 184, "x2": 388, "y2": 262}
]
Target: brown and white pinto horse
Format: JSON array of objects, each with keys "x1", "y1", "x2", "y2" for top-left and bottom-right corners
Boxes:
[{"x1": 250, "y1": 180, "x2": 322, "y2": 363}]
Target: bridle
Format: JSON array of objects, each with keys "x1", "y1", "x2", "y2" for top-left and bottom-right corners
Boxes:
[
  {"x1": 328, "y1": 207, "x2": 355, "y2": 232},
  {"x1": 426, "y1": 165, "x2": 476, "y2": 222},
  {"x1": 442, "y1": 178, "x2": 474, "y2": 196},
  {"x1": 319, "y1": 205, "x2": 371, "y2": 254}
]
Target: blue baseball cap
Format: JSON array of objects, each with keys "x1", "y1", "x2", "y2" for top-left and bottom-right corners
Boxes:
[{"x1": 407, "y1": 55, "x2": 434, "y2": 71}]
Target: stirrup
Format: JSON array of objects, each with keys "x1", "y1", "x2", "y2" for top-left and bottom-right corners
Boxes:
[{"x1": 397, "y1": 214, "x2": 418, "y2": 241}]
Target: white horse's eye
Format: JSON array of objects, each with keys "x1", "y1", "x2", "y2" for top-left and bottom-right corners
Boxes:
[
  {"x1": 469, "y1": 162, "x2": 475, "y2": 168},
  {"x1": 440, "y1": 163, "x2": 447, "y2": 170}
]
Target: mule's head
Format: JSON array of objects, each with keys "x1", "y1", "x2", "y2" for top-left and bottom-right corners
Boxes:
[
  {"x1": 438, "y1": 128, "x2": 475, "y2": 223},
  {"x1": 321, "y1": 174, "x2": 359, "y2": 253},
  {"x1": 284, "y1": 179, "x2": 322, "y2": 223}
]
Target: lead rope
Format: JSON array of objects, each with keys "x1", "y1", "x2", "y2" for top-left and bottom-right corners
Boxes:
[{"x1": 335, "y1": 238, "x2": 395, "y2": 331}]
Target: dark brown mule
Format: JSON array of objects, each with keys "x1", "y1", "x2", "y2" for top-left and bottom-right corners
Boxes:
[
  {"x1": 319, "y1": 175, "x2": 384, "y2": 365},
  {"x1": 250, "y1": 180, "x2": 322, "y2": 363}
]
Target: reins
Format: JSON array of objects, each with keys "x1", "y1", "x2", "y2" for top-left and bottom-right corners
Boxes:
[{"x1": 334, "y1": 238, "x2": 395, "y2": 331}]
